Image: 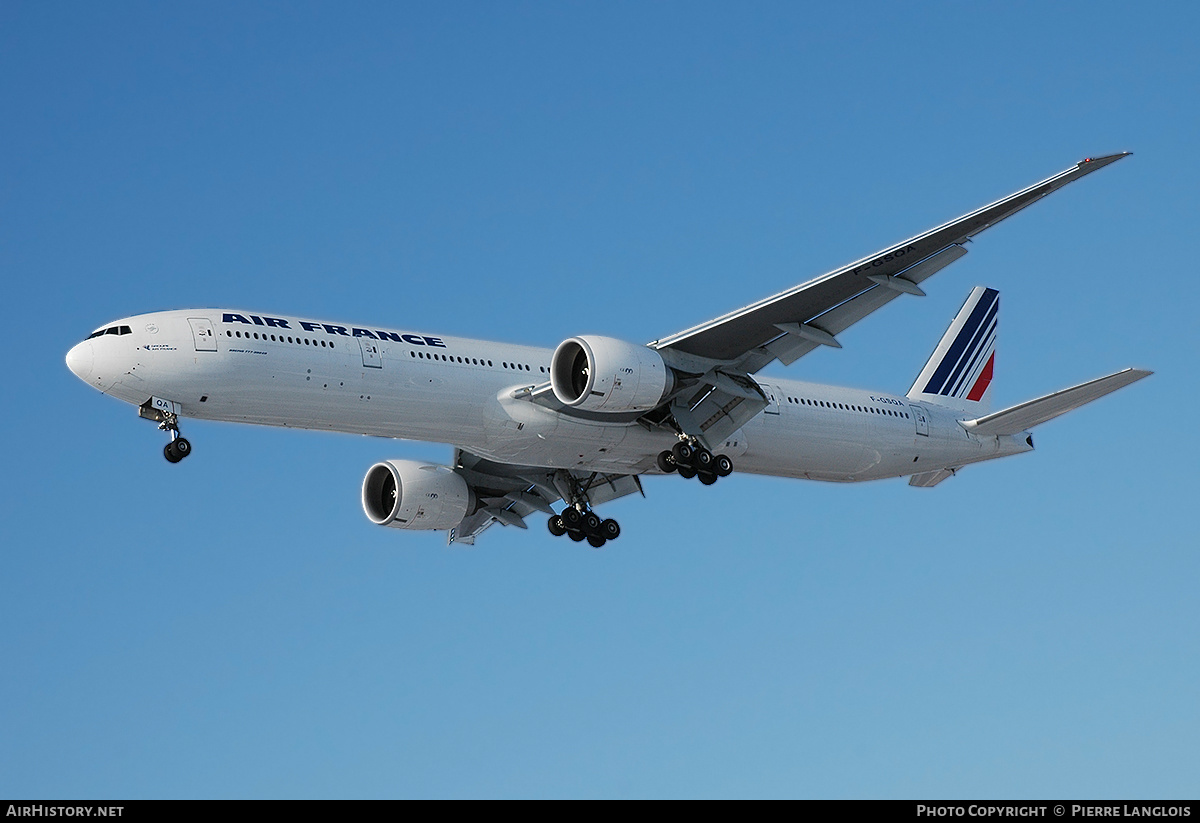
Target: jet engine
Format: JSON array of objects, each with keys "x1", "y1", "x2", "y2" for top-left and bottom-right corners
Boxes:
[
  {"x1": 361, "y1": 460, "x2": 474, "y2": 531},
  {"x1": 550, "y1": 335, "x2": 675, "y2": 413}
]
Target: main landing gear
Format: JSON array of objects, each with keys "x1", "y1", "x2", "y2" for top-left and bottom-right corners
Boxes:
[
  {"x1": 159, "y1": 412, "x2": 192, "y2": 464},
  {"x1": 657, "y1": 439, "x2": 733, "y2": 486},
  {"x1": 547, "y1": 504, "x2": 621, "y2": 549}
]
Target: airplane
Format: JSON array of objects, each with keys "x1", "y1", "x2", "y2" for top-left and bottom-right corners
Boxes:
[{"x1": 65, "y1": 153, "x2": 1150, "y2": 547}]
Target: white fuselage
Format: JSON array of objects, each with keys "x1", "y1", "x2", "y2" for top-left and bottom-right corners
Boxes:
[{"x1": 66, "y1": 309, "x2": 1032, "y2": 482}]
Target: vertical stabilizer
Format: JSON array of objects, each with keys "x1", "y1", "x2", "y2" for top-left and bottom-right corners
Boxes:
[{"x1": 908, "y1": 286, "x2": 998, "y2": 414}]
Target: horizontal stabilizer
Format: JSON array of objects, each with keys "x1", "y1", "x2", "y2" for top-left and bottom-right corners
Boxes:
[{"x1": 961, "y1": 368, "x2": 1151, "y2": 436}]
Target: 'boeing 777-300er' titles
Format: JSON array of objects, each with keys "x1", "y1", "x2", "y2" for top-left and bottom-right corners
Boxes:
[{"x1": 66, "y1": 154, "x2": 1150, "y2": 546}]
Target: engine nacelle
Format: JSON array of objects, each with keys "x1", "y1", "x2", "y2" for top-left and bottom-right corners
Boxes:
[
  {"x1": 361, "y1": 460, "x2": 474, "y2": 531},
  {"x1": 550, "y1": 335, "x2": 675, "y2": 413}
]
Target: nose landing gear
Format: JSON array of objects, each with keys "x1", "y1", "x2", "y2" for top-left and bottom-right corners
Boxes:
[
  {"x1": 139, "y1": 398, "x2": 194, "y2": 464},
  {"x1": 159, "y1": 412, "x2": 192, "y2": 464},
  {"x1": 657, "y1": 438, "x2": 733, "y2": 485}
]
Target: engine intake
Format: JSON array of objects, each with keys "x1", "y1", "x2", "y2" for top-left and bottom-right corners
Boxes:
[
  {"x1": 361, "y1": 460, "x2": 474, "y2": 531},
  {"x1": 550, "y1": 336, "x2": 674, "y2": 413}
]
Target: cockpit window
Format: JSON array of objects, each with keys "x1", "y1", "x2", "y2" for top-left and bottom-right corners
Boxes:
[{"x1": 85, "y1": 325, "x2": 133, "y2": 340}]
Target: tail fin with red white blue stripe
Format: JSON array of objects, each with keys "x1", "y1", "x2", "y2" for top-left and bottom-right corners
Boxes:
[{"x1": 907, "y1": 286, "x2": 997, "y2": 414}]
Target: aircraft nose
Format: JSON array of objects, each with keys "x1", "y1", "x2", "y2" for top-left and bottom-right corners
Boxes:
[{"x1": 66, "y1": 341, "x2": 94, "y2": 382}]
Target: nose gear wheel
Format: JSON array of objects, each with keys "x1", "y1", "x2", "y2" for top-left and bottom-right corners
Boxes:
[
  {"x1": 155, "y1": 411, "x2": 193, "y2": 464},
  {"x1": 164, "y1": 438, "x2": 192, "y2": 463}
]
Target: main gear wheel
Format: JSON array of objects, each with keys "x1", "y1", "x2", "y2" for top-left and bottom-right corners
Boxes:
[{"x1": 658, "y1": 438, "x2": 733, "y2": 484}]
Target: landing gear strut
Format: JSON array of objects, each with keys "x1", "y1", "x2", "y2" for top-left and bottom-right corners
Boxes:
[
  {"x1": 545, "y1": 471, "x2": 621, "y2": 548},
  {"x1": 546, "y1": 501, "x2": 620, "y2": 549},
  {"x1": 657, "y1": 437, "x2": 733, "y2": 485},
  {"x1": 158, "y1": 412, "x2": 192, "y2": 464}
]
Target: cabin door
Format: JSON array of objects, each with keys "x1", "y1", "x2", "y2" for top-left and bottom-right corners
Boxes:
[
  {"x1": 909, "y1": 404, "x2": 929, "y2": 436},
  {"x1": 188, "y1": 317, "x2": 217, "y2": 352},
  {"x1": 762, "y1": 384, "x2": 782, "y2": 415},
  {"x1": 359, "y1": 338, "x2": 382, "y2": 368}
]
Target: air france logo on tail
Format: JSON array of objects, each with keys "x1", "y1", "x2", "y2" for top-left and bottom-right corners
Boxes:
[{"x1": 908, "y1": 287, "x2": 998, "y2": 412}]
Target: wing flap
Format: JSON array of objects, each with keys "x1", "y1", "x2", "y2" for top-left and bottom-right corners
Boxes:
[
  {"x1": 961, "y1": 368, "x2": 1151, "y2": 436},
  {"x1": 909, "y1": 468, "x2": 958, "y2": 487},
  {"x1": 671, "y1": 372, "x2": 769, "y2": 446},
  {"x1": 447, "y1": 449, "x2": 645, "y2": 545},
  {"x1": 756, "y1": 245, "x2": 972, "y2": 369}
]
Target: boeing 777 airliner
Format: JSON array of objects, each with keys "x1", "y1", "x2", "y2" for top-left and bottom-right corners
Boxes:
[{"x1": 66, "y1": 154, "x2": 1150, "y2": 546}]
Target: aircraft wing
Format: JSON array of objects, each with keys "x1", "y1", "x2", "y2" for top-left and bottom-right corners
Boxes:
[
  {"x1": 447, "y1": 449, "x2": 644, "y2": 545},
  {"x1": 652, "y1": 154, "x2": 1130, "y2": 372}
]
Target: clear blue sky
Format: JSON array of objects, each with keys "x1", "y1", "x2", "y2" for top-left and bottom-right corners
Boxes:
[{"x1": 2, "y1": 1, "x2": 1196, "y2": 799}]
